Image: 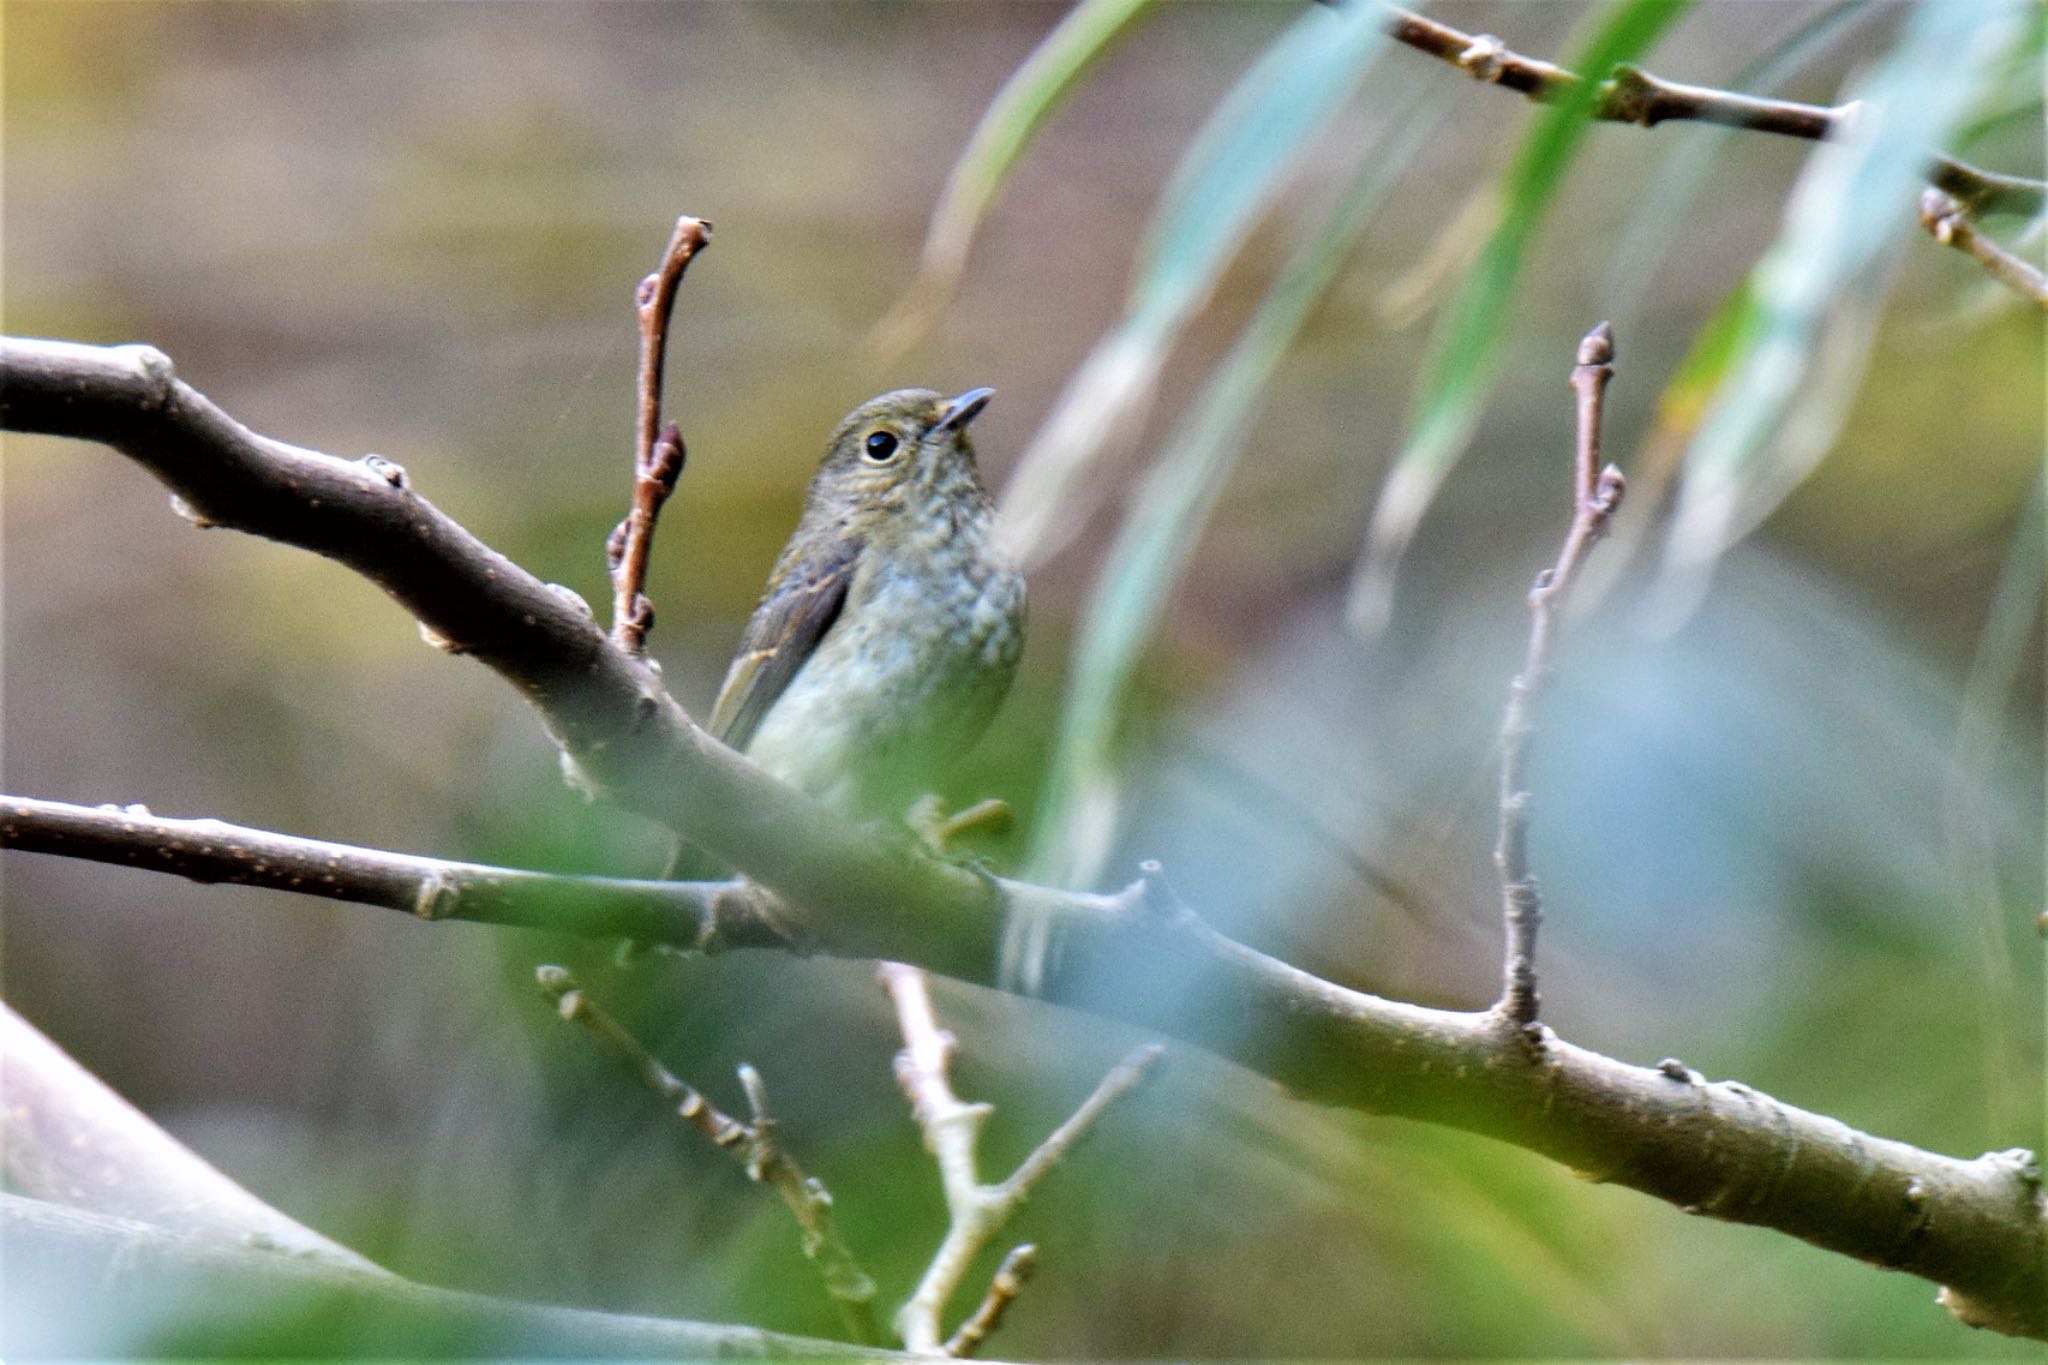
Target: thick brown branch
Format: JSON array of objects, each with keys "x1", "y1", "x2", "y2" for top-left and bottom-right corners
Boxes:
[
  {"x1": 536, "y1": 968, "x2": 881, "y2": 1345},
  {"x1": 1919, "y1": 189, "x2": 2048, "y2": 307},
  {"x1": 5, "y1": 335, "x2": 2043, "y2": 1339},
  {"x1": 0, "y1": 335, "x2": 997, "y2": 977},
  {"x1": 0, "y1": 795, "x2": 784, "y2": 950},
  {"x1": 610, "y1": 215, "x2": 711, "y2": 653},
  {"x1": 1380, "y1": 6, "x2": 2045, "y2": 217},
  {"x1": 1493, "y1": 323, "x2": 1624, "y2": 1029}
]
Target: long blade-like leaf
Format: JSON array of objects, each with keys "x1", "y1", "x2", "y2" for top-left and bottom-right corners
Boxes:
[
  {"x1": 1345, "y1": 0, "x2": 1692, "y2": 634},
  {"x1": 871, "y1": 0, "x2": 1165, "y2": 356},
  {"x1": 1023, "y1": 96, "x2": 1453, "y2": 903},
  {"x1": 999, "y1": 0, "x2": 1390, "y2": 569},
  {"x1": 1647, "y1": 0, "x2": 2031, "y2": 629}
]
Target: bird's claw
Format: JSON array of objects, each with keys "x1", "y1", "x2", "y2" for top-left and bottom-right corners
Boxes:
[{"x1": 905, "y1": 794, "x2": 1014, "y2": 858}]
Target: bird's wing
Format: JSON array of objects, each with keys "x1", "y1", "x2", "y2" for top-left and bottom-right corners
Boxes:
[{"x1": 706, "y1": 534, "x2": 860, "y2": 753}]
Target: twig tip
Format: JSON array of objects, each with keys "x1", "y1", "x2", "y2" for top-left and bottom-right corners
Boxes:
[{"x1": 1577, "y1": 322, "x2": 1615, "y2": 366}]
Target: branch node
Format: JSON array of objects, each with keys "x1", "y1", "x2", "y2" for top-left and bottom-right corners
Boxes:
[
  {"x1": 411, "y1": 869, "x2": 458, "y2": 920},
  {"x1": 167, "y1": 493, "x2": 220, "y2": 529},
  {"x1": 944, "y1": 1243, "x2": 1040, "y2": 1358},
  {"x1": 358, "y1": 453, "x2": 409, "y2": 489},
  {"x1": 112, "y1": 342, "x2": 176, "y2": 408},
  {"x1": 545, "y1": 582, "x2": 594, "y2": 619},
  {"x1": 1455, "y1": 33, "x2": 1509, "y2": 83},
  {"x1": 1598, "y1": 64, "x2": 1659, "y2": 127},
  {"x1": 416, "y1": 619, "x2": 467, "y2": 655},
  {"x1": 1135, "y1": 859, "x2": 1189, "y2": 922}
]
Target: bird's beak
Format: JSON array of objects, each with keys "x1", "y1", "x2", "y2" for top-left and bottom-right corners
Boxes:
[{"x1": 931, "y1": 386, "x2": 995, "y2": 435}]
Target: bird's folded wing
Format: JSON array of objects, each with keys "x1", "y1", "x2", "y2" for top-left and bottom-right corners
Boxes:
[{"x1": 706, "y1": 535, "x2": 861, "y2": 753}]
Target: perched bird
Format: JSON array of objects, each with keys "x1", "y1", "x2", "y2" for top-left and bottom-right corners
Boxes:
[{"x1": 708, "y1": 387, "x2": 1025, "y2": 826}]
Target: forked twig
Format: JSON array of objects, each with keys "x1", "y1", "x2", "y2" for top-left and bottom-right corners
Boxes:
[
  {"x1": 535, "y1": 965, "x2": 879, "y2": 1345},
  {"x1": 880, "y1": 961, "x2": 1161, "y2": 1354},
  {"x1": 609, "y1": 215, "x2": 712, "y2": 653},
  {"x1": 1494, "y1": 323, "x2": 1625, "y2": 1030}
]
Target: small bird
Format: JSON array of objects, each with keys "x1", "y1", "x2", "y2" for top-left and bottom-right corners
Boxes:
[{"x1": 708, "y1": 387, "x2": 1025, "y2": 826}]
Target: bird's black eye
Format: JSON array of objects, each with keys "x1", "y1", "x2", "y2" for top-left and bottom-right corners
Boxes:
[{"x1": 863, "y1": 430, "x2": 900, "y2": 463}]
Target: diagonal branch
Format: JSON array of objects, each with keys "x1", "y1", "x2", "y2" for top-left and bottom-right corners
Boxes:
[
  {"x1": 537, "y1": 967, "x2": 881, "y2": 1345},
  {"x1": 1493, "y1": 323, "x2": 1624, "y2": 1030},
  {"x1": 5, "y1": 335, "x2": 2044, "y2": 1339},
  {"x1": 1378, "y1": 5, "x2": 2045, "y2": 218},
  {"x1": 943, "y1": 1244, "x2": 1038, "y2": 1359}
]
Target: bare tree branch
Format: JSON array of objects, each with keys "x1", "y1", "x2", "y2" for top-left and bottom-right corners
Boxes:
[
  {"x1": 1494, "y1": 323, "x2": 1624, "y2": 1029},
  {"x1": 5, "y1": 334, "x2": 2044, "y2": 1339},
  {"x1": 536, "y1": 968, "x2": 881, "y2": 1345},
  {"x1": 610, "y1": 215, "x2": 711, "y2": 653},
  {"x1": 1378, "y1": 5, "x2": 2045, "y2": 217},
  {"x1": 880, "y1": 962, "x2": 1160, "y2": 1354},
  {"x1": 0, "y1": 794, "x2": 784, "y2": 949},
  {"x1": 1919, "y1": 189, "x2": 2048, "y2": 307}
]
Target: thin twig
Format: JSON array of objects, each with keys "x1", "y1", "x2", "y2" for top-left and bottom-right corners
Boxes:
[
  {"x1": 1494, "y1": 323, "x2": 1624, "y2": 1031},
  {"x1": 0, "y1": 794, "x2": 785, "y2": 950},
  {"x1": 609, "y1": 215, "x2": 712, "y2": 654},
  {"x1": 535, "y1": 966, "x2": 881, "y2": 1345},
  {"x1": 880, "y1": 962, "x2": 1160, "y2": 1354},
  {"x1": 1379, "y1": 6, "x2": 2045, "y2": 217},
  {"x1": 943, "y1": 1244, "x2": 1038, "y2": 1359},
  {"x1": 1919, "y1": 189, "x2": 2048, "y2": 308}
]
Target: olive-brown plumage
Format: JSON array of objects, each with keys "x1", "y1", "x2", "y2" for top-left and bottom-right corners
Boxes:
[{"x1": 709, "y1": 387, "x2": 1025, "y2": 820}]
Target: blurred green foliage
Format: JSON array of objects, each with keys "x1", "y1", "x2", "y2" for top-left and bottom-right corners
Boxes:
[{"x1": 4, "y1": 1, "x2": 2042, "y2": 1357}]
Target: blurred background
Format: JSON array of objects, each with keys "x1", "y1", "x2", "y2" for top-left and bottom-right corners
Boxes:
[{"x1": 4, "y1": 0, "x2": 2043, "y2": 1355}]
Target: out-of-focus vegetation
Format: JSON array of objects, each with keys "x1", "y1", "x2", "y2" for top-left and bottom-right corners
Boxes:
[{"x1": 4, "y1": 1, "x2": 2042, "y2": 1356}]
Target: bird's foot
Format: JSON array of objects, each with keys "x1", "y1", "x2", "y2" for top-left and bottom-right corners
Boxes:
[{"x1": 906, "y1": 794, "x2": 1014, "y2": 857}]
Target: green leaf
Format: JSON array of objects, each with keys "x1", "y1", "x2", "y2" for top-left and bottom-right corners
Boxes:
[
  {"x1": 1648, "y1": 0, "x2": 2032, "y2": 628},
  {"x1": 1344, "y1": 0, "x2": 1693, "y2": 634},
  {"x1": 1026, "y1": 94, "x2": 1453, "y2": 892},
  {"x1": 872, "y1": 0, "x2": 1164, "y2": 355},
  {"x1": 999, "y1": 0, "x2": 1390, "y2": 568}
]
